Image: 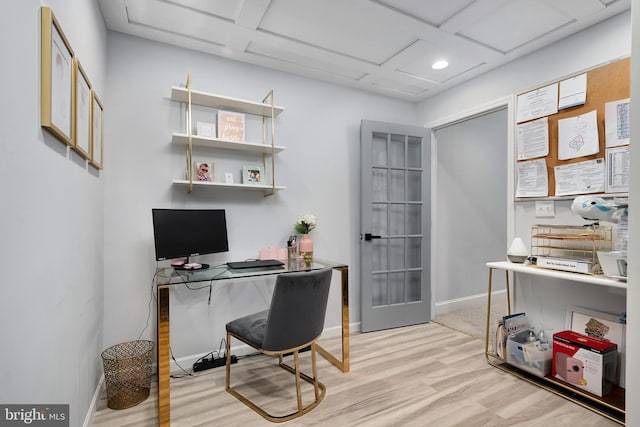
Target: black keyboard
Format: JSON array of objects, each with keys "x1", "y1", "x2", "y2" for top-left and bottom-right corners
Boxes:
[{"x1": 226, "y1": 259, "x2": 284, "y2": 269}]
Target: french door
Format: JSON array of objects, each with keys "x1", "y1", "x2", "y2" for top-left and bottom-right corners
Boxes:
[{"x1": 360, "y1": 120, "x2": 431, "y2": 332}]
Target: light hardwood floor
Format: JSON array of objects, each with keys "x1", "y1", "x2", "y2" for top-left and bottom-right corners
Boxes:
[{"x1": 90, "y1": 322, "x2": 619, "y2": 426}]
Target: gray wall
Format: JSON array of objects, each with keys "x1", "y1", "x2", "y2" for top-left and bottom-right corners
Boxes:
[
  {"x1": 0, "y1": 1, "x2": 107, "y2": 426},
  {"x1": 433, "y1": 108, "x2": 508, "y2": 305},
  {"x1": 102, "y1": 32, "x2": 418, "y2": 362}
]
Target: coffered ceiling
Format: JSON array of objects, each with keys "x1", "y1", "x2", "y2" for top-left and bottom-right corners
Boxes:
[{"x1": 98, "y1": 0, "x2": 630, "y2": 101}]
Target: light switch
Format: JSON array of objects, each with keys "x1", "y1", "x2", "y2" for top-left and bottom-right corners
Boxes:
[{"x1": 535, "y1": 200, "x2": 555, "y2": 217}]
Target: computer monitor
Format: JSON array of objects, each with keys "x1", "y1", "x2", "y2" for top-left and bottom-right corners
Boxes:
[{"x1": 152, "y1": 209, "x2": 229, "y2": 267}]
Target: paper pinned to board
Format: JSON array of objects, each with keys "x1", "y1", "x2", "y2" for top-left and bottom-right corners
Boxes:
[
  {"x1": 557, "y1": 110, "x2": 599, "y2": 160},
  {"x1": 558, "y1": 73, "x2": 587, "y2": 109},
  {"x1": 605, "y1": 98, "x2": 630, "y2": 148}
]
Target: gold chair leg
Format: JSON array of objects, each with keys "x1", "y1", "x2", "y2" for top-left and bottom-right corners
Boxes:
[
  {"x1": 226, "y1": 337, "x2": 327, "y2": 423},
  {"x1": 294, "y1": 351, "x2": 302, "y2": 412}
]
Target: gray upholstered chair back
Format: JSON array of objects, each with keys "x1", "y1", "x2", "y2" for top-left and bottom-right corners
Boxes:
[{"x1": 261, "y1": 268, "x2": 332, "y2": 351}]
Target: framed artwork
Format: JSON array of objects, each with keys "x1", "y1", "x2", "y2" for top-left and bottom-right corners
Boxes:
[
  {"x1": 194, "y1": 160, "x2": 214, "y2": 182},
  {"x1": 242, "y1": 165, "x2": 264, "y2": 184},
  {"x1": 217, "y1": 110, "x2": 245, "y2": 142},
  {"x1": 40, "y1": 6, "x2": 74, "y2": 146},
  {"x1": 565, "y1": 305, "x2": 626, "y2": 388},
  {"x1": 90, "y1": 91, "x2": 104, "y2": 169},
  {"x1": 73, "y1": 59, "x2": 92, "y2": 159}
]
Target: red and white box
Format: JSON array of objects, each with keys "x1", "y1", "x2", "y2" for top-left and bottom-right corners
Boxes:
[{"x1": 552, "y1": 330, "x2": 617, "y2": 397}]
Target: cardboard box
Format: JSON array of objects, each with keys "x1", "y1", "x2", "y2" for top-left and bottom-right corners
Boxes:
[
  {"x1": 552, "y1": 330, "x2": 617, "y2": 396},
  {"x1": 506, "y1": 329, "x2": 552, "y2": 377}
]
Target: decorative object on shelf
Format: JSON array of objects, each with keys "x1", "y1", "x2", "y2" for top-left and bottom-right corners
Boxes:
[
  {"x1": 295, "y1": 214, "x2": 317, "y2": 261},
  {"x1": 196, "y1": 121, "x2": 216, "y2": 138},
  {"x1": 194, "y1": 159, "x2": 214, "y2": 182},
  {"x1": 242, "y1": 165, "x2": 264, "y2": 183},
  {"x1": 507, "y1": 237, "x2": 528, "y2": 263},
  {"x1": 40, "y1": 6, "x2": 75, "y2": 146},
  {"x1": 217, "y1": 110, "x2": 245, "y2": 141},
  {"x1": 224, "y1": 172, "x2": 234, "y2": 184}
]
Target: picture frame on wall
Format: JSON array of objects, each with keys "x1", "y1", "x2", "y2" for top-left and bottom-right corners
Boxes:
[
  {"x1": 73, "y1": 59, "x2": 92, "y2": 160},
  {"x1": 565, "y1": 305, "x2": 626, "y2": 388},
  {"x1": 242, "y1": 165, "x2": 264, "y2": 184},
  {"x1": 40, "y1": 6, "x2": 74, "y2": 146},
  {"x1": 90, "y1": 90, "x2": 104, "y2": 169}
]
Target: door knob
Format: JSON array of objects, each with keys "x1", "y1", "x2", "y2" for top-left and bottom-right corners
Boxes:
[{"x1": 363, "y1": 233, "x2": 381, "y2": 241}]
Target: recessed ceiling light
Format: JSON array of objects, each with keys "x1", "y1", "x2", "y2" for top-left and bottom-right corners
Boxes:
[{"x1": 432, "y1": 60, "x2": 449, "y2": 70}]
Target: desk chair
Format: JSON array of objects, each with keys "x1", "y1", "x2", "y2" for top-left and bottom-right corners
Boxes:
[{"x1": 225, "y1": 267, "x2": 332, "y2": 422}]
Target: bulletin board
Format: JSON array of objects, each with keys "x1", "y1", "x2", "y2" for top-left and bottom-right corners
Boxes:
[{"x1": 515, "y1": 57, "x2": 630, "y2": 198}]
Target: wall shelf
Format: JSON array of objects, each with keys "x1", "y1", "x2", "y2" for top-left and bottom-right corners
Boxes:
[
  {"x1": 170, "y1": 75, "x2": 285, "y2": 194},
  {"x1": 171, "y1": 133, "x2": 285, "y2": 153}
]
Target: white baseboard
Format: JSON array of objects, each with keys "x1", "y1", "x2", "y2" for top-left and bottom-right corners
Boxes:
[
  {"x1": 434, "y1": 290, "x2": 506, "y2": 316},
  {"x1": 83, "y1": 374, "x2": 104, "y2": 427}
]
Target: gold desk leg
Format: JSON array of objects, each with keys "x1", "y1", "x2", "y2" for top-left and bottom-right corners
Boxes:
[
  {"x1": 157, "y1": 286, "x2": 170, "y2": 426},
  {"x1": 485, "y1": 268, "x2": 512, "y2": 362},
  {"x1": 316, "y1": 265, "x2": 350, "y2": 373}
]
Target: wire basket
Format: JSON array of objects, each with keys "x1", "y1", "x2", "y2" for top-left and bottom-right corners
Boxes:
[{"x1": 101, "y1": 340, "x2": 154, "y2": 410}]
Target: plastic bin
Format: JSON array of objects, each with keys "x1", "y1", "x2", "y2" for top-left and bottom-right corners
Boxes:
[
  {"x1": 506, "y1": 329, "x2": 552, "y2": 377},
  {"x1": 101, "y1": 340, "x2": 154, "y2": 409}
]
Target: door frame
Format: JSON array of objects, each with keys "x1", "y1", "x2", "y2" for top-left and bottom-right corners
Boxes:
[{"x1": 424, "y1": 96, "x2": 516, "y2": 318}]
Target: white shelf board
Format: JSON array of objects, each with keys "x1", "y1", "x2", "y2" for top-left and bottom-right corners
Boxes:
[
  {"x1": 172, "y1": 133, "x2": 285, "y2": 153},
  {"x1": 486, "y1": 261, "x2": 627, "y2": 290},
  {"x1": 171, "y1": 86, "x2": 284, "y2": 117},
  {"x1": 173, "y1": 180, "x2": 286, "y2": 191}
]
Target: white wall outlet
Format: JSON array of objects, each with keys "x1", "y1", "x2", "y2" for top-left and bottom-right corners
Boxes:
[{"x1": 535, "y1": 200, "x2": 555, "y2": 217}]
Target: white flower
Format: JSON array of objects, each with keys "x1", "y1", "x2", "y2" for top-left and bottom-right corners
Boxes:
[{"x1": 294, "y1": 214, "x2": 317, "y2": 234}]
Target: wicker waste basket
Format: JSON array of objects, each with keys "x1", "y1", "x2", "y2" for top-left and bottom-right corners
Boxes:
[{"x1": 101, "y1": 340, "x2": 154, "y2": 410}]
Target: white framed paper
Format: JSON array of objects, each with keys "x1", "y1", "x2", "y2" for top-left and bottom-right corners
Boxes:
[
  {"x1": 90, "y1": 91, "x2": 104, "y2": 169},
  {"x1": 73, "y1": 58, "x2": 92, "y2": 160},
  {"x1": 40, "y1": 6, "x2": 74, "y2": 146}
]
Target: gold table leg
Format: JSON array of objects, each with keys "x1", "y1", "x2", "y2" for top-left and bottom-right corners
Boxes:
[
  {"x1": 316, "y1": 265, "x2": 350, "y2": 372},
  {"x1": 157, "y1": 286, "x2": 170, "y2": 426}
]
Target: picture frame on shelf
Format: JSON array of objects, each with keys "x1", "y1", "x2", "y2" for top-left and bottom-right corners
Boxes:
[
  {"x1": 73, "y1": 58, "x2": 92, "y2": 160},
  {"x1": 224, "y1": 172, "x2": 234, "y2": 184},
  {"x1": 40, "y1": 6, "x2": 74, "y2": 146},
  {"x1": 196, "y1": 121, "x2": 216, "y2": 138},
  {"x1": 90, "y1": 90, "x2": 104, "y2": 169},
  {"x1": 242, "y1": 165, "x2": 264, "y2": 184},
  {"x1": 565, "y1": 305, "x2": 626, "y2": 388},
  {"x1": 217, "y1": 110, "x2": 245, "y2": 142},
  {"x1": 194, "y1": 159, "x2": 214, "y2": 182}
]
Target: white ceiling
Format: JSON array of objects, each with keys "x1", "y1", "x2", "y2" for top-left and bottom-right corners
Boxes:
[{"x1": 98, "y1": 0, "x2": 630, "y2": 102}]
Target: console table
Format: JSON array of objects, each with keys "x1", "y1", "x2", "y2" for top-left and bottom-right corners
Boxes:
[
  {"x1": 485, "y1": 261, "x2": 626, "y2": 425},
  {"x1": 155, "y1": 259, "x2": 349, "y2": 426}
]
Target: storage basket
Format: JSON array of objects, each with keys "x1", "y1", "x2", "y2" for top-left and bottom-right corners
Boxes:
[{"x1": 101, "y1": 340, "x2": 154, "y2": 410}]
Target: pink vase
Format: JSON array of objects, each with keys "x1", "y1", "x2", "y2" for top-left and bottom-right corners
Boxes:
[{"x1": 299, "y1": 234, "x2": 313, "y2": 260}]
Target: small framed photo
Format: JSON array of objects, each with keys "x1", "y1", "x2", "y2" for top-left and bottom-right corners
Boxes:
[
  {"x1": 40, "y1": 6, "x2": 74, "y2": 146},
  {"x1": 90, "y1": 90, "x2": 104, "y2": 169},
  {"x1": 194, "y1": 159, "x2": 214, "y2": 182},
  {"x1": 196, "y1": 121, "x2": 216, "y2": 138},
  {"x1": 72, "y1": 58, "x2": 92, "y2": 160},
  {"x1": 224, "y1": 172, "x2": 234, "y2": 184},
  {"x1": 242, "y1": 165, "x2": 264, "y2": 184},
  {"x1": 566, "y1": 305, "x2": 626, "y2": 387}
]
